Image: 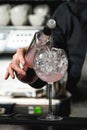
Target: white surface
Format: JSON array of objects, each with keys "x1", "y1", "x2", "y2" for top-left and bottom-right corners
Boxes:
[
  {"x1": 0, "y1": 26, "x2": 41, "y2": 53},
  {"x1": 6, "y1": 30, "x2": 37, "y2": 50},
  {"x1": 0, "y1": 57, "x2": 40, "y2": 97},
  {"x1": 0, "y1": 96, "x2": 60, "y2": 105},
  {"x1": 10, "y1": 4, "x2": 29, "y2": 26}
]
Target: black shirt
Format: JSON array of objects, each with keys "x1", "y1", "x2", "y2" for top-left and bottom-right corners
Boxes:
[
  {"x1": 30, "y1": 1, "x2": 87, "y2": 90},
  {"x1": 52, "y1": 1, "x2": 87, "y2": 87}
]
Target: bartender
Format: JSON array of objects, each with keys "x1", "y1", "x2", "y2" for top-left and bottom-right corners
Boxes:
[{"x1": 4, "y1": 0, "x2": 87, "y2": 98}]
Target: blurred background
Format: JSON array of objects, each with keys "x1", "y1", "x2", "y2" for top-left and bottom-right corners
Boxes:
[{"x1": 0, "y1": 1, "x2": 87, "y2": 128}]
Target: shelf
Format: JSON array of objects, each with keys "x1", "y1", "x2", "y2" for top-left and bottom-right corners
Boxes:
[{"x1": 0, "y1": 0, "x2": 69, "y2": 3}]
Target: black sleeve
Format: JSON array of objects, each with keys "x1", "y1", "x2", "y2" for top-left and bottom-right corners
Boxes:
[
  {"x1": 51, "y1": 3, "x2": 69, "y2": 52},
  {"x1": 29, "y1": 78, "x2": 47, "y2": 89},
  {"x1": 27, "y1": 68, "x2": 47, "y2": 89}
]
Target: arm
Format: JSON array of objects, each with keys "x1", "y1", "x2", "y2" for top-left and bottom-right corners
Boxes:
[
  {"x1": 4, "y1": 48, "x2": 27, "y2": 80},
  {"x1": 4, "y1": 48, "x2": 46, "y2": 89},
  {"x1": 4, "y1": 4, "x2": 68, "y2": 89}
]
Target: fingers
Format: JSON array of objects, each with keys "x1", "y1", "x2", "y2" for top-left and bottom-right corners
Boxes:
[
  {"x1": 4, "y1": 48, "x2": 27, "y2": 80},
  {"x1": 4, "y1": 63, "x2": 15, "y2": 80},
  {"x1": 11, "y1": 60, "x2": 26, "y2": 75},
  {"x1": 4, "y1": 61, "x2": 26, "y2": 80},
  {"x1": 16, "y1": 48, "x2": 26, "y2": 65},
  {"x1": 4, "y1": 71, "x2": 10, "y2": 80}
]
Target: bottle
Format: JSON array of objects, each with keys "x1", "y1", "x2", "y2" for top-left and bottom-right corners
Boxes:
[{"x1": 16, "y1": 19, "x2": 56, "y2": 83}]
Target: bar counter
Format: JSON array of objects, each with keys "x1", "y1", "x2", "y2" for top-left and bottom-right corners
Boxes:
[{"x1": 0, "y1": 114, "x2": 87, "y2": 128}]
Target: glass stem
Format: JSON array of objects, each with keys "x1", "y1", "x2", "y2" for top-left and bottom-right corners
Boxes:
[{"x1": 47, "y1": 83, "x2": 53, "y2": 115}]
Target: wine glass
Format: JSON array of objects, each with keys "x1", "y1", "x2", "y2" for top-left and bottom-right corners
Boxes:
[{"x1": 33, "y1": 41, "x2": 68, "y2": 121}]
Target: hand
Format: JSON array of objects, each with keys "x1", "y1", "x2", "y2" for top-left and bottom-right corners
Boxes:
[{"x1": 4, "y1": 48, "x2": 27, "y2": 80}]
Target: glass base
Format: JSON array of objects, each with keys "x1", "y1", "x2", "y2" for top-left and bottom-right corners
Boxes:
[{"x1": 38, "y1": 113, "x2": 63, "y2": 121}]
